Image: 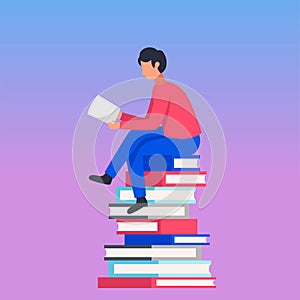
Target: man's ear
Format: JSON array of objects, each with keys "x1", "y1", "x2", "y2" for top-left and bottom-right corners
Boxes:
[{"x1": 154, "y1": 61, "x2": 160, "y2": 70}]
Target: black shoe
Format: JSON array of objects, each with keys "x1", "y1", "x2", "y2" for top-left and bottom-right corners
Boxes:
[
  {"x1": 127, "y1": 202, "x2": 148, "y2": 214},
  {"x1": 89, "y1": 173, "x2": 112, "y2": 185},
  {"x1": 136, "y1": 196, "x2": 147, "y2": 204}
]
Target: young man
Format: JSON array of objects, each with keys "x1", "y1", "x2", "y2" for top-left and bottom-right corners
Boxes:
[{"x1": 89, "y1": 47, "x2": 201, "y2": 213}]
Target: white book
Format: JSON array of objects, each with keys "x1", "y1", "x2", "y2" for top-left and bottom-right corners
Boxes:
[
  {"x1": 118, "y1": 187, "x2": 196, "y2": 202},
  {"x1": 155, "y1": 278, "x2": 215, "y2": 287},
  {"x1": 109, "y1": 204, "x2": 189, "y2": 219},
  {"x1": 165, "y1": 174, "x2": 206, "y2": 185},
  {"x1": 117, "y1": 222, "x2": 158, "y2": 232},
  {"x1": 104, "y1": 246, "x2": 201, "y2": 260},
  {"x1": 174, "y1": 236, "x2": 208, "y2": 244},
  {"x1": 174, "y1": 158, "x2": 200, "y2": 169},
  {"x1": 87, "y1": 95, "x2": 120, "y2": 123}
]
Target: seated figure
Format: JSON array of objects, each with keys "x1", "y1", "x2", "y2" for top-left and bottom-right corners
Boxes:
[{"x1": 89, "y1": 47, "x2": 201, "y2": 214}]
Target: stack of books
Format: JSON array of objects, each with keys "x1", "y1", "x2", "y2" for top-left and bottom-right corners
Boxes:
[{"x1": 98, "y1": 155, "x2": 216, "y2": 288}]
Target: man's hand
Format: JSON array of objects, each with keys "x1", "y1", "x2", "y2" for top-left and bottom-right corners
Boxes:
[{"x1": 108, "y1": 121, "x2": 120, "y2": 130}]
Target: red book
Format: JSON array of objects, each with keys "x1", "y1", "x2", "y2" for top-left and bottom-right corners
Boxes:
[
  {"x1": 125, "y1": 171, "x2": 207, "y2": 187},
  {"x1": 116, "y1": 219, "x2": 198, "y2": 235},
  {"x1": 98, "y1": 277, "x2": 216, "y2": 288}
]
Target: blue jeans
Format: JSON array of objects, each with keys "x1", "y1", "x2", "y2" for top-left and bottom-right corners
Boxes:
[{"x1": 105, "y1": 126, "x2": 200, "y2": 198}]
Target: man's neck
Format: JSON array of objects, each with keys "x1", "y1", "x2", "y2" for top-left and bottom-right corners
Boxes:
[{"x1": 155, "y1": 73, "x2": 166, "y2": 85}]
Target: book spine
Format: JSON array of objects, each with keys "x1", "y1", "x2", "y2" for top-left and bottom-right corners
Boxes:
[
  {"x1": 109, "y1": 204, "x2": 190, "y2": 219},
  {"x1": 107, "y1": 261, "x2": 212, "y2": 278},
  {"x1": 97, "y1": 277, "x2": 216, "y2": 288},
  {"x1": 116, "y1": 219, "x2": 198, "y2": 235},
  {"x1": 125, "y1": 172, "x2": 206, "y2": 187},
  {"x1": 142, "y1": 155, "x2": 201, "y2": 171},
  {"x1": 98, "y1": 277, "x2": 153, "y2": 288},
  {"x1": 126, "y1": 171, "x2": 164, "y2": 187},
  {"x1": 159, "y1": 219, "x2": 198, "y2": 234},
  {"x1": 124, "y1": 234, "x2": 210, "y2": 246}
]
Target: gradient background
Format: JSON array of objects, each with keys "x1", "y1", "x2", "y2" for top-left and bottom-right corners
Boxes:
[{"x1": 0, "y1": 0, "x2": 299, "y2": 299}]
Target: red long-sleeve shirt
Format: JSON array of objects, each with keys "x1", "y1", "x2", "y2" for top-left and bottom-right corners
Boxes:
[{"x1": 120, "y1": 79, "x2": 201, "y2": 138}]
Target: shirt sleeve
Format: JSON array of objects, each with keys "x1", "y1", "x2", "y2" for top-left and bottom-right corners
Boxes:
[
  {"x1": 120, "y1": 97, "x2": 169, "y2": 131},
  {"x1": 120, "y1": 112, "x2": 144, "y2": 122}
]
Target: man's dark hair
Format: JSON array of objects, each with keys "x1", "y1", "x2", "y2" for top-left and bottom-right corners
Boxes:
[{"x1": 138, "y1": 47, "x2": 167, "y2": 73}]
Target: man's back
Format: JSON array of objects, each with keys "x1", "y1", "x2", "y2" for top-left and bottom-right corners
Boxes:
[{"x1": 152, "y1": 81, "x2": 201, "y2": 138}]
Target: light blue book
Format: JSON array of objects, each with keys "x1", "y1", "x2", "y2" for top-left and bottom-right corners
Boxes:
[
  {"x1": 116, "y1": 186, "x2": 196, "y2": 204},
  {"x1": 108, "y1": 260, "x2": 212, "y2": 278}
]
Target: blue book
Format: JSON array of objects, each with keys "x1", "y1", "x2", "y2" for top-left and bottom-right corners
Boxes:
[
  {"x1": 124, "y1": 234, "x2": 210, "y2": 246},
  {"x1": 108, "y1": 260, "x2": 212, "y2": 278}
]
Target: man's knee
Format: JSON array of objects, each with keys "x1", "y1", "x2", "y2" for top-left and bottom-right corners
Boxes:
[
  {"x1": 128, "y1": 134, "x2": 152, "y2": 158},
  {"x1": 119, "y1": 132, "x2": 140, "y2": 152}
]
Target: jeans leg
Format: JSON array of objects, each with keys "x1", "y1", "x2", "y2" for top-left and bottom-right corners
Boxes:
[
  {"x1": 105, "y1": 127, "x2": 163, "y2": 178},
  {"x1": 128, "y1": 135, "x2": 180, "y2": 198}
]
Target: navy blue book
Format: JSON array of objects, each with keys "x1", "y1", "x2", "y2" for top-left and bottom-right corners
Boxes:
[{"x1": 124, "y1": 234, "x2": 210, "y2": 246}]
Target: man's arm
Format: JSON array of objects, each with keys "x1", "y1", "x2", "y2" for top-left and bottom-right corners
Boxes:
[
  {"x1": 119, "y1": 97, "x2": 169, "y2": 131},
  {"x1": 119, "y1": 112, "x2": 144, "y2": 122}
]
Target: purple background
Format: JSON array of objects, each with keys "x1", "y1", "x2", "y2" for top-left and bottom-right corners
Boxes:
[{"x1": 1, "y1": 0, "x2": 299, "y2": 299}]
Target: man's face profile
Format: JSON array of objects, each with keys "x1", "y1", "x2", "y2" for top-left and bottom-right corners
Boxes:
[{"x1": 140, "y1": 60, "x2": 161, "y2": 80}]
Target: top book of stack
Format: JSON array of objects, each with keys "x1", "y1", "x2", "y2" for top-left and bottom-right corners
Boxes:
[
  {"x1": 143, "y1": 155, "x2": 201, "y2": 172},
  {"x1": 126, "y1": 156, "x2": 206, "y2": 187}
]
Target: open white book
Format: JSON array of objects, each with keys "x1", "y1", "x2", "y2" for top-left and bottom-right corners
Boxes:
[{"x1": 87, "y1": 95, "x2": 121, "y2": 123}]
